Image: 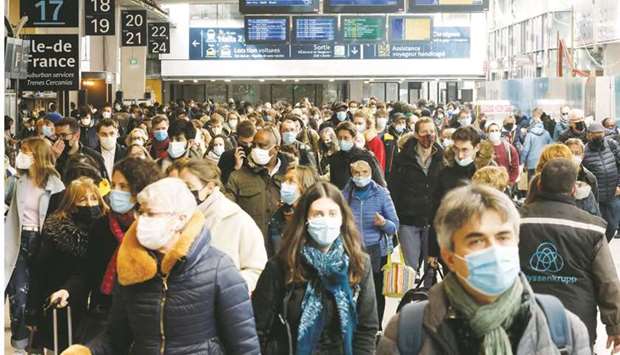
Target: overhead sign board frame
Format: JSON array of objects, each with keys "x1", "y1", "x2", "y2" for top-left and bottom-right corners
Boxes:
[
  {"x1": 21, "y1": 0, "x2": 79, "y2": 28},
  {"x1": 239, "y1": 0, "x2": 320, "y2": 14},
  {"x1": 408, "y1": 0, "x2": 489, "y2": 13},
  {"x1": 324, "y1": 0, "x2": 404, "y2": 14},
  {"x1": 244, "y1": 16, "x2": 290, "y2": 44}
]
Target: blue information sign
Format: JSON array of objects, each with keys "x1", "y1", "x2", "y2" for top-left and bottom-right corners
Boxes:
[
  {"x1": 189, "y1": 28, "x2": 289, "y2": 60},
  {"x1": 244, "y1": 17, "x2": 289, "y2": 43},
  {"x1": 293, "y1": 17, "x2": 337, "y2": 43},
  {"x1": 290, "y1": 43, "x2": 360, "y2": 59},
  {"x1": 363, "y1": 27, "x2": 470, "y2": 59}
]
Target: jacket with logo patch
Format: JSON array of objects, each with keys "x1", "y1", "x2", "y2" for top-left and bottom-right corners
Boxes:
[{"x1": 519, "y1": 192, "x2": 620, "y2": 343}]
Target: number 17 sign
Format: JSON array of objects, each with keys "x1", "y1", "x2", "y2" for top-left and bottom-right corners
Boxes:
[{"x1": 21, "y1": 0, "x2": 79, "y2": 28}]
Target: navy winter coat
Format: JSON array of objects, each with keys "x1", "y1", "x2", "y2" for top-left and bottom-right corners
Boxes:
[{"x1": 583, "y1": 138, "x2": 620, "y2": 203}]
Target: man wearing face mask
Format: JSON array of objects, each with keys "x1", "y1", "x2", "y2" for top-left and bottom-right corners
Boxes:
[
  {"x1": 521, "y1": 108, "x2": 553, "y2": 179},
  {"x1": 320, "y1": 102, "x2": 351, "y2": 131},
  {"x1": 61, "y1": 178, "x2": 261, "y2": 355},
  {"x1": 379, "y1": 184, "x2": 590, "y2": 355},
  {"x1": 226, "y1": 127, "x2": 291, "y2": 241},
  {"x1": 553, "y1": 105, "x2": 571, "y2": 141},
  {"x1": 280, "y1": 114, "x2": 317, "y2": 168},
  {"x1": 218, "y1": 120, "x2": 256, "y2": 185},
  {"x1": 388, "y1": 118, "x2": 444, "y2": 284},
  {"x1": 583, "y1": 122, "x2": 620, "y2": 241},
  {"x1": 559, "y1": 109, "x2": 588, "y2": 143},
  {"x1": 520, "y1": 159, "x2": 620, "y2": 350},
  {"x1": 328, "y1": 121, "x2": 386, "y2": 190},
  {"x1": 95, "y1": 119, "x2": 127, "y2": 179},
  {"x1": 79, "y1": 106, "x2": 99, "y2": 150},
  {"x1": 382, "y1": 113, "x2": 407, "y2": 179},
  {"x1": 156, "y1": 119, "x2": 196, "y2": 173},
  {"x1": 53, "y1": 118, "x2": 108, "y2": 180}
]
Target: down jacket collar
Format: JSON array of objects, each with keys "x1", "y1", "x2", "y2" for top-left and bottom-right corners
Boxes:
[{"x1": 117, "y1": 211, "x2": 207, "y2": 286}]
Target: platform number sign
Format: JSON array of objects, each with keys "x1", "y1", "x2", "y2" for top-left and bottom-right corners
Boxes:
[
  {"x1": 121, "y1": 10, "x2": 146, "y2": 46},
  {"x1": 21, "y1": 0, "x2": 79, "y2": 28},
  {"x1": 148, "y1": 23, "x2": 170, "y2": 54},
  {"x1": 85, "y1": 0, "x2": 115, "y2": 36}
]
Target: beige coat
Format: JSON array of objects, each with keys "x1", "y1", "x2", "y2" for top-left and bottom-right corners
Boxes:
[{"x1": 197, "y1": 188, "x2": 267, "y2": 291}]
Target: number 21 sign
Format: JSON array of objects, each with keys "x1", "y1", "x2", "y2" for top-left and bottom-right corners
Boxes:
[{"x1": 121, "y1": 10, "x2": 146, "y2": 47}]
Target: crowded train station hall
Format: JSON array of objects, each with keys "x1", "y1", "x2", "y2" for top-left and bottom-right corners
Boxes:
[{"x1": 4, "y1": 0, "x2": 620, "y2": 353}]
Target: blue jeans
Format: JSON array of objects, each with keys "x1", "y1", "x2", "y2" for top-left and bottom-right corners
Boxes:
[
  {"x1": 600, "y1": 197, "x2": 620, "y2": 241},
  {"x1": 399, "y1": 224, "x2": 437, "y2": 288},
  {"x1": 6, "y1": 230, "x2": 40, "y2": 350}
]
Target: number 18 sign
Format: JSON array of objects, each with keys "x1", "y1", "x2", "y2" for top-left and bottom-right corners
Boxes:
[
  {"x1": 85, "y1": 0, "x2": 115, "y2": 36},
  {"x1": 21, "y1": 0, "x2": 79, "y2": 28},
  {"x1": 121, "y1": 10, "x2": 146, "y2": 47}
]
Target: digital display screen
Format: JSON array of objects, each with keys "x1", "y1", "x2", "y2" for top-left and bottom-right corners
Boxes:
[
  {"x1": 409, "y1": 0, "x2": 488, "y2": 12},
  {"x1": 244, "y1": 17, "x2": 289, "y2": 43},
  {"x1": 324, "y1": 0, "x2": 403, "y2": 13},
  {"x1": 293, "y1": 17, "x2": 337, "y2": 42},
  {"x1": 390, "y1": 17, "x2": 432, "y2": 42},
  {"x1": 240, "y1": 0, "x2": 319, "y2": 14},
  {"x1": 341, "y1": 17, "x2": 386, "y2": 42}
]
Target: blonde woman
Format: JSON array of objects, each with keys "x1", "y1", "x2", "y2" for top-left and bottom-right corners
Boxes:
[{"x1": 5, "y1": 137, "x2": 64, "y2": 354}]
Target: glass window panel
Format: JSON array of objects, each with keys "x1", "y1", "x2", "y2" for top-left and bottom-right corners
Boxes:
[
  {"x1": 232, "y1": 84, "x2": 257, "y2": 103},
  {"x1": 369, "y1": 83, "x2": 385, "y2": 102},
  {"x1": 206, "y1": 83, "x2": 227, "y2": 102},
  {"x1": 271, "y1": 85, "x2": 293, "y2": 103},
  {"x1": 293, "y1": 84, "x2": 317, "y2": 105},
  {"x1": 386, "y1": 83, "x2": 399, "y2": 102}
]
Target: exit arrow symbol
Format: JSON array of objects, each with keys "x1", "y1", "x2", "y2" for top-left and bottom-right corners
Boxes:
[
  {"x1": 351, "y1": 47, "x2": 359, "y2": 55},
  {"x1": 192, "y1": 40, "x2": 199, "y2": 47}
]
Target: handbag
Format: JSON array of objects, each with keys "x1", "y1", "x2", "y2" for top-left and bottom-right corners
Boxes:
[{"x1": 382, "y1": 245, "x2": 417, "y2": 298}]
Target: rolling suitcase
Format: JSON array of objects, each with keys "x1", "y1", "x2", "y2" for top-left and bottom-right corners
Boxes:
[{"x1": 52, "y1": 305, "x2": 73, "y2": 354}]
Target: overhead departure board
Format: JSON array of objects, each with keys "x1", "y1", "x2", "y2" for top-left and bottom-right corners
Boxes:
[
  {"x1": 240, "y1": 0, "x2": 319, "y2": 14},
  {"x1": 293, "y1": 17, "x2": 337, "y2": 42},
  {"x1": 244, "y1": 17, "x2": 289, "y2": 43},
  {"x1": 324, "y1": 0, "x2": 403, "y2": 13},
  {"x1": 409, "y1": 0, "x2": 488, "y2": 12},
  {"x1": 390, "y1": 17, "x2": 432, "y2": 42},
  {"x1": 341, "y1": 17, "x2": 386, "y2": 42}
]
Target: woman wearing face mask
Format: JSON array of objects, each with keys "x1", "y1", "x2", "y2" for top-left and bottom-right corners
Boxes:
[
  {"x1": 76, "y1": 158, "x2": 163, "y2": 342},
  {"x1": 342, "y1": 160, "x2": 399, "y2": 326},
  {"x1": 329, "y1": 121, "x2": 386, "y2": 190},
  {"x1": 178, "y1": 159, "x2": 267, "y2": 291},
  {"x1": 5, "y1": 138, "x2": 65, "y2": 354},
  {"x1": 62, "y1": 177, "x2": 261, "y2": 355},
  {"x1": 318, "y1": 127, "x2": 339, "y2": 176},
  {"x1": 268, "y1": 166, "x2": 320, "y2": 256},
  {"x1": 28, "y1": 177, "x2": 108, "y2": 353},
  {"x1": 253, "y1": 181, "x2": 379, "y2": 355},
  {"x1": 36, "y1": 118, "x2": 56, "y2": 143},
  {"x1": 205, "y1": 135, "x2": 229, "y2": 164}
]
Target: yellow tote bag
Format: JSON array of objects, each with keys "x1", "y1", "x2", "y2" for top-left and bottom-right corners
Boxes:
[{"x1": 382, "y1": 246, "x2": 417, "y2": 298}]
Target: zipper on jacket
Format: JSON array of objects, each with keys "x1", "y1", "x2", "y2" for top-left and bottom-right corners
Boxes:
[
  {"x1": 360, "y1": 200, "x2": 364, "y2": 241},
  {"x1": 160, "y1": 275, "x2": 169, "y2": 355}
]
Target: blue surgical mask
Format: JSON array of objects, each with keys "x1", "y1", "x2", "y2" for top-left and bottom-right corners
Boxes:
[
  {"x1": 352, "y1": 176, "x2": 371, "y2": 188},
  {"x1": 167, "y1": 141, "x2": 186, "y2": 159},
  {"x1": 455, "y1": 245, "x2": 520, "y2": 296},
  {"x1": 109, "y1": 190, "x2": 135, "y2": 214},
  {"x1": 339, "y1": 139, "x2": 354, "y2": 152},
  {"x1": 307, "y1": 217, "x2": 342, "y2": 247},
  {"x1": 337, "y1": 111, "x2": 347, "y2": 121},
  {"x1": 280, "y1": 182, "x2": 299, "y2": 205},
  {"x1": 456, "y1": 155, "x2": 474, "y2": 167},
  {"x1": 395, "y1": 125, "x2": 405, "y2": 133},
  {"x1": 42, "y1": 125, "x2": 54, "y2": 138},
  {"x1": 282, "y1": 131, "x2": 297, "y2": 145},
  {"x1": 154, "y1": 130, "x2": 168, "y2": 142}
]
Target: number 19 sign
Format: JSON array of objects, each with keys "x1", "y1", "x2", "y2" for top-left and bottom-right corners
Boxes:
[
  {"x1": 85, "y1": 0, "x2": 115, "y2": 36},
  {"x1": 121, "y1": 10, "x2": 146, "y2": 47}
]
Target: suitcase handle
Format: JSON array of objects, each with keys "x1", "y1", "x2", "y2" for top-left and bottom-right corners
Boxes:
[{"x1": 52, "y1": 305, "x2": 72, "y2": 354}]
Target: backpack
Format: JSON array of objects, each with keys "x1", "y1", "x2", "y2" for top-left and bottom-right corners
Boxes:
[{"x1": 397, "y1": 294, "x2": 570, "y2": 355}]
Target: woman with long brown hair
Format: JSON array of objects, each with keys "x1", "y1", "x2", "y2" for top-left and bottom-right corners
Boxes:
[
  {"x1": 5, "y1": 137, "x2": 64, "y2": 354},
  {"x1": 252, "y1": 181, "x2": 378, "y2": 355},
  {"x1": 29, "y1": 177, "x2": 109, "y2": 353}
]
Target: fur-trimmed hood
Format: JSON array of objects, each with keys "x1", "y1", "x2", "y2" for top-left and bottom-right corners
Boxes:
[
  {"x1": 443, "y1": 139, "x2": 496, "y2": 169},
  {"x1": 117, "y1": 211, "x2": 207, "y2": 286}
]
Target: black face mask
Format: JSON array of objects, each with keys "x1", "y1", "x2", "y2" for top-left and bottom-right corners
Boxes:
[
  {"x1": 73, "y1": 206, "x2": 102, "y2": 222},
  {"x1": 574, "y1": 122, "x2": 585, "y2": 131},
  {"x1": 190, "y1": 189, "x2": 203, "y2": 205},
  {"x1": 503, "y1": 123, "x2": 515, "y2": 131}
]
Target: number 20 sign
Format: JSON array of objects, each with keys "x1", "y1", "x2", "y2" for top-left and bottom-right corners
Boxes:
[
  {"x1": 85, "y1": 0, "x2": 115, "y2": 36},
  {"x1": 121, "y1": 10, "x2": 146, "y2": 47}
]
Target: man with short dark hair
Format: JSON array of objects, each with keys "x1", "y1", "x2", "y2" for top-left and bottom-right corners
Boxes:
[
  {"x1": 519, "y1": 158, "x2": 620, "y2": 349},
  {"x1": 96, "y1": 118, "x2": 127, "y2": 178},
  {"x1": 279, "y1": 114, "x2": 317, "y2": 168},
  {"x1": 218, "y1": 120, "x2": 257, "y2": 185},
  {"x1": 150, "y1": 115, "x2": 170, "y2": 159},
  {"x1": 79, "y1": 105, "x2": 99, "y2": 149},
  {"x1": 53, "y1": 117, "x2": 108, "y2": 179},
  {"x1": 156, "y1": 119, "x2": 196, "y2": 172}
]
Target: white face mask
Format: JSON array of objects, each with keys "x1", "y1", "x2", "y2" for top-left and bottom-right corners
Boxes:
[
  {"x1": 456, "y1": 155, "x2": 474, "y2": 167},
  {"x1": 137, "y1": 215, "x2": 183, "y2": 250},
  {"x1": 102, "y1": 111, "x2": 112, "y2": 119},
  {"x1": 442, "y1": 139, "x2": 454, "y2": 148},
  {"x1": 376, "y1": 117, "x2": 388, "y2": 130},
  {"x1": 251, "y1": 147, "x2": 272, "y2": 166},
  {"x1": 213, "y1": 145, "x2": 225, "y2": 156},
  {"x1": 574, "y1": 181, "x2": 591, "y2": 200},
  {"x1": 15, "y1": 152, "x2": 34, "y2": 170},
  {"x1": 81, "y1": 117, "x2": 92, "y2": 126},
  {"x1": 100, "y1": 136, "x2": 116, "y2": 151},
  {"x1": 488, "y1": 131, "x2": 501, "y2": 144},
  {"x1": 228, "y1": 120, "x2": 238, "y2": 130}
]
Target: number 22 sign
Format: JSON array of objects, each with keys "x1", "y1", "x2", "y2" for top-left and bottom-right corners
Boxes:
[{"x1": 121, "y1": 10, "x2": 146, "y2": 47}]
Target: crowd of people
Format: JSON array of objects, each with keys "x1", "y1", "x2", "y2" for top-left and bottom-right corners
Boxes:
[{"x1": 4, "y1": 96, "x2": 620, "y2": 354}]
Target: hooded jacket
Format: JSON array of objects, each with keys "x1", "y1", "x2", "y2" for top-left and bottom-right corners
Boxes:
[
  {"x1": 519, "y1": 192, "x2": 620, "y2": 344},
  {"x1": 521, "y1": 122, "x2": 553, "y2": 169},
  {"x1": 62, "y1": 212, "x2": 261, "y2": 355}
]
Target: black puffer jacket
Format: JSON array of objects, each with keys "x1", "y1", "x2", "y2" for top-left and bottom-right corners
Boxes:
[
  {"x1": 84, "y1": 212, "x2": 260, "y2": 355},
  {"x1": 328, "y1": 147, "x2": 386, "y2": 190},
  {"x1": 583, "y1": 138, "x2": 620, "y2": 203},
  {"x1": 252, "y1": 255, "x2": 378, "y2": 355},
  {"x1": 388, "y1": 137, "x2": 444, "y2": 226}
]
